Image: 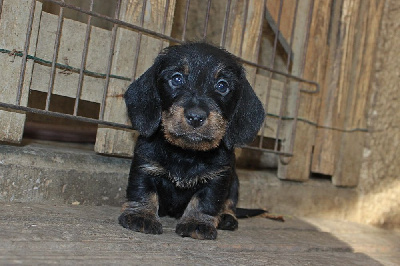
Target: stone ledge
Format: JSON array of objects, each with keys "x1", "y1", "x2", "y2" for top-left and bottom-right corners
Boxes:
[{"x1": 0, "y1": 140, "x2": 358, "y2": 219}]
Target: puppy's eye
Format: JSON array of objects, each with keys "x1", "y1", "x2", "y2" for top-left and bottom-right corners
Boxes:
[
  {"x1": 169, "y1": 72, "x2": 184, "y2": 88},
  {"x1": 215, "y1": 79, "x2": 230, "y2": 96}
]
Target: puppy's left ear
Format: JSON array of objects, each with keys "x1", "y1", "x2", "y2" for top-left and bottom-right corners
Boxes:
[
  {"x1": 124, "y1": 64, "x2": 161, "y2": 137},
  {"x1": 223, "y1": 75, "x2": 265, "y2": 149}
]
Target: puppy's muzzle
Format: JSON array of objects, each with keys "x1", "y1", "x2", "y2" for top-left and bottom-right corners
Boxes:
[
  {"x1": 185, "y1": 107, "x2": 207, "y2": 128},
  {"x1": 161, "y1": 105, "x2": 227, "y2": 151}
]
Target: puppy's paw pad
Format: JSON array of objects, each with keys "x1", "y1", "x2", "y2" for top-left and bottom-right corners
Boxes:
[
  {"x1": 119, "y1": 212, "x2": 163, "y2": 234},
  {"x1": 217, "y1": 214, "x2": 238, "y2": 231},
  {"x1": 176, "y1": 221, "x2": 217, "y2": 240}
]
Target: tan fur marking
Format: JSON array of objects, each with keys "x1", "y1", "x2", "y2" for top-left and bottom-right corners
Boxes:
[
  {"x1": 162, "y1": 105, "x2": 227, "y2": 151},
  {"x1": 183, "y1": 57, "x2": 190, "y2": 75},
  {"x1": 179, "y1": 196, "x2": 219, "y2": 228},
  {"x1": 214, "y1": 63, "x2": 225, "y2": 79},
  {"x1": 220, "y1": 199, "x2": 236, "y2": 217},
  {"x1": 121, "y1": 193, "x2": 159, "y2": 216},
  {"x1": 139, "y1": 161, "x2": 168, "y2": 176}
]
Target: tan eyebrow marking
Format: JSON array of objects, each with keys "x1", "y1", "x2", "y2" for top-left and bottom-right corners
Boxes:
[
  {"x1": 182, "y1": 57, "x2": 190, "y2": 75},
  {"x1": 214, "y1": 63, "x2": 225, "y2": 79}
]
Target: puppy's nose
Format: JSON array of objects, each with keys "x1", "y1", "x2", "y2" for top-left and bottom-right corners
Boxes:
[{"x1": 185, "y1": 108, "x2": 207, "y2": 128}]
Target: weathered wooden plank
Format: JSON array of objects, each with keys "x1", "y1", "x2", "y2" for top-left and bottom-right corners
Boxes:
[
  {"x1": 310, "y1": 0, "x2": 384, "y2": 186},
  {"x1": 266, "y1": 0, "x2": 297, "y2": 43},
  {"x1": 277, "y1": 0, "x2": 313, "y2": 181},
  {"x1": 0, "y1": 0, "x2": 42, "y2": 143},
  {"x1": 289, "y1": 0, "x2": 332, "y2": 180},
  {"x1": 254, "y1": 74, "x2": 288, "y2": 139},
  {"x1": 223, "y1": 0, "x2": 265, "y2": 86},
  {"x1": 311, "y1": 0, "x2": 345, "y2": 175},
  {"x1": 94, "y1": 0, "x2": 176, "y2": 157},
  {"x1": 332, "y1": 0, "x2": 385, "y2": 186},
  {"x1": 30, "y1": 12, "x2": 112, "y2": 104},
  {"x1": 258, "y1": 0, "x2": 297, "y2": 81}
]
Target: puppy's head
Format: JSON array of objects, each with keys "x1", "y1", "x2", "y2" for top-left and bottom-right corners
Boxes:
[{"x1": 125, "y1": 43, "x2": 265, "y2": 151}]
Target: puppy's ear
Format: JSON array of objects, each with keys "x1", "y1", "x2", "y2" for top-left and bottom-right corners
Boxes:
[
  {"x1": 124, "y1": 64, "x2": 161, "y2": 137},
  {"x1": 223, "y1": 75, "x2": 265, "y2": 149}
]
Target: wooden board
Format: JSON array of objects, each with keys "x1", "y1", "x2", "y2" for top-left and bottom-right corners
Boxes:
[
  {"x1": 223, "y1": 0, "x2": 265, "y2": 86},
  {"x1": 266, "y1": 0, "x2": 297, "y2": 43},
  {"x1": 254, "y1": 74, "x2": 292, "y2": 139},
  {"x1": 0, "y1": 0, "x2": 42, "y2": 143},
  {"x1": 31, "y1": 12, "x2": 112, "y2": 104},
  {"x1": 332, "y1": 0, "x2": 385, "y2": 186},
  {"x1": 277, "y1": 0, "x2": 313, "y2": 181},
  {"x1": 94, "y1": 0, "x2": 176, "y2": 157},
  {"x1": 311, "y1": 0, "x2": 344, "y2": 175},
  {"x1": 310, "y1": 0, "x2": 385, "y2": 186}
]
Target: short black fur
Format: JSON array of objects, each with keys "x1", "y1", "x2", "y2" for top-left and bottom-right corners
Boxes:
[{"x1": 119, "y1": 42, "x2": 265, "y2": 240}]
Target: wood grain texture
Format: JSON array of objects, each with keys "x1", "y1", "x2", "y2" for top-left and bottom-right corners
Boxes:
[
  {"x1": 94, "y1": 0, "x2": 176, "y2": 157},
  {"x1": 332, "y1": 0, "x2": 385, "y2": 186},
  {"x1": 277, "y1": 0, "x2": 313, "y2": 181},
  {"x1": 0, "y1": 0, "x2": 42, "y2": 143},
  {"x1": 309, "y1": 0, "x2": 385, "y2": 186},
  {"x1": 223, "y1": 0, "x2": 265, "y2": 86}
]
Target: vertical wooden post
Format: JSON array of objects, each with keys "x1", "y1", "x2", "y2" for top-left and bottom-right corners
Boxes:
[
  {"x1": 332, "y1": 0, "x2": 385, "y2": 186},
  {"x1": 223, "y1": 0, "x2": 265, "y2": 86},
  {"x1": 0, "y1": 0, "x2": 42, "y2": 143},
  {"x1": 311, "y1": 0, "x2": 385, "y2": 186},
  {"x1": 277, "y1": 0, "x2": 314, "y2": 181},
  {"x1": 94, "y1": 0, "x2": 176, "y2": 157}
]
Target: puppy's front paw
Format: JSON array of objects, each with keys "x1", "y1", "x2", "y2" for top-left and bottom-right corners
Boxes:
[
  {"x1": 175, "y1": 221, "x2": 217, "y2": 240},
  {"x1": 217, "y1": 214, "x2": 238, "y2": 231},
  {"x1": 119, "y1": 212, "x2": 163, "y2": 235}
]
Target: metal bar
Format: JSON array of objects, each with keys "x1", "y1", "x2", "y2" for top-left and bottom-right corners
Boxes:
[
  {"x1": 46, "y1": 0, "x2": 64, "y2": 111},
  {"x1": 238, "y1": 0, "x2": 249, "y2": 58},
  {"x1": 74, "y1": 0, "x2": 94, "y2": 116},
  {"x1": 16, "y1": 0, "x2": 36, "y2": 106},
  {"x1": 159, "y1": 0, "x2": 170, "y2": 52},
  {"x1": 287, "y1": 0, "x2": 315, "y2": 155},
  {"x1": 131, "y1": 0, "x2": 147, "y2": 81},
  {"x1": 99, "y1": 0, "x2": 121, "y2": 121},
  {"x1": 0, "y1": 0, "x2": 4, "y2": 20},
  {"x1": 41, "y1": 0, "x2": 184, "y2": 45},
  {"x1": 240, "y1": 58, "x2": 319, "y2": 93},
  {"x1": 182, "y1": 0, "x2": 191, "y2": 41},
  {"x1": 274, "y1": 0, "x2": 300, "y2": 152},
  {"x1": 12, "y1": 0, "x2": 319, "y2": 95},
  {"x1": 4, "y1": 0, "x2": 320, "y2": 157},
  {"x1": 250, "y1": 0, "x2": 266, "y2": 86},
  {"x1": 220, "y1": 0, "x2": 231, "y2": 47},
  {"x1": 202, "y1": 0, "x2": 212, "y2": 41},
  {"x1": 242, "y1": 145, "x2": 292, "y2": 157},
  {"x1": 259, "y1": 0, "x2": 284, "y2": 148},
  {"x1": 0, "y1": 101, "x2": 134, "y2": 131}
]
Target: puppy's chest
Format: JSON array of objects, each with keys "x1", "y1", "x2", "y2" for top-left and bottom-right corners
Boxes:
[{"x1": 139, "y1": 157, "x2": 228, "y2": 189}]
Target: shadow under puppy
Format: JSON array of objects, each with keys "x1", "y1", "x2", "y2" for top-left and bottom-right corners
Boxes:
[{"x1": 119, "y1": 42, "x2": 265, "y2": 240}]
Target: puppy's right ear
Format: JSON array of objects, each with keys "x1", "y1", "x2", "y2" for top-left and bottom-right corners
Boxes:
[{"x1": 124, "y1": 64, "x2": 161, "y2": 137}]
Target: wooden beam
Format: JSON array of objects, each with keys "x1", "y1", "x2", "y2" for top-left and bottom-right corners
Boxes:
[
  {"x1": 332, "y1": 0, "x2": 385, "y2": 186},
  {"x1": 277, "y1": 0, "x2": 314, "y2": 181},
  {"x1": 310, "y1": 0, "x2": 385, "y2": 186},
  {"x1": 223, "y1": 0, "x2": 265, "y2": 86},
  {"x1": 31, "y1": 12, "x2": 112, "y2": 104},
  {"x1": 94, "y1": 0, "x2": 176, "y2": 157},
  {"x1": 0, "y1": 0, "x2": 42, "y2": 143}
]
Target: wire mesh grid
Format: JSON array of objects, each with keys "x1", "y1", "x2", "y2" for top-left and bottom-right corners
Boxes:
[{"x1": 0, "y1": 0, "x2": 319, "y2": 156}]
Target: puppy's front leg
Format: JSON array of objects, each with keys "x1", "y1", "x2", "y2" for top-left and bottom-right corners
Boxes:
[
  {"x1": 176, "y1": 183, "x2": 228, "y2": 240},
  {"x1": 118, "y1": 192, "x2": 163, "y2": 234},
  {"x1": 119, "y1": 163, "x2": 163, "y2": 234}
]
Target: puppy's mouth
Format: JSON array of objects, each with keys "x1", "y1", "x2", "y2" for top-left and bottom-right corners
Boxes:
[{"x1": 161, "y1": 105, "x2": 227, "y2": 151}]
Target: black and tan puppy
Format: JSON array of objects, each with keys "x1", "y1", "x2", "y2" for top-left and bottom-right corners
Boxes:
[{"x1": 119, "y1": 42, "x2": 265, "y2": 240}]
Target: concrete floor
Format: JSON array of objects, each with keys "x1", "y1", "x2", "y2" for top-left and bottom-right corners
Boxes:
[
  {"x1": 1, "y1": 142, "x2": 399, "y2": 265},
  {"x1": 0, "y1": 202, "x2": 399, "y2": 265}
]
